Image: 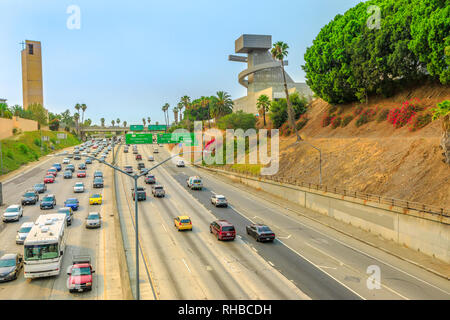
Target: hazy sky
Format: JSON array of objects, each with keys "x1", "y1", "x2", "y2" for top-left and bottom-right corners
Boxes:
[{"x1": 0, "y1": 0, "x2": 361, "y2": 125}]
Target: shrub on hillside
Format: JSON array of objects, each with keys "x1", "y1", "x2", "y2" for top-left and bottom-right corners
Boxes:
[
  {"x1": 377, "y1": 109, "x2": 390, "y2": 123},
  {"x1": 296, "y1": 116, "x2": 309, "y2": 130},
  {"x1": 331, "y1": 117, "x2": 342, "y2": 129},
  {"x1": 355, "y1": 109, "x2": 376, "y2": 127},
  {"x1": 387, "y1": 100, "x2": 422, "y2": 128},
  {"x1": 328, "y1": 105, "x2": 338, "y2": 115},
  {"x1": 322, "y1": 114, "x2": 332, "y2": 127},
  {"x1": 353, "y1": 106, "x2": 364, "y2": 117},
  {"x1": 341, "y1": 115, "x2": 354, "y2": 127},
  {"x1": 6, "y1": 150, "x2": 14, "y2": 159},
  {"x1": 408, "y1": 113, "x2": 433, "y2": 131},
  {"x1": 18, "y1": 143, "x2": 29, "y2": 154},
  {"x1": 217, "y1": 111, "x2": 256, "y2": 131}
]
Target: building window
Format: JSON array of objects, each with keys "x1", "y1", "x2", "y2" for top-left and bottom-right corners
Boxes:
[{"x1": 28, "y1": 44, "x2": 34, "y2": 55}]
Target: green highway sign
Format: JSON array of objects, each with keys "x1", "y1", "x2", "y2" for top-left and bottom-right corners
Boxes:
[
  {"x1": 157, "y1": 133, "x2": 198, "y2": 146},
  {"x1": 130, "y1": 125, "x2": 144, "y2": 131},
  {"x1": 125, "y1": 133, "x2": 154, "y2": 144},
  {"x1": 148, "y1": 125, "x2": 167, "y2": 131}
]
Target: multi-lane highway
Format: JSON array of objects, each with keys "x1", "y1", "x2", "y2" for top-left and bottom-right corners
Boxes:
[{"x1": 0, "y1": 139, "x2": 449, "y2": 300}]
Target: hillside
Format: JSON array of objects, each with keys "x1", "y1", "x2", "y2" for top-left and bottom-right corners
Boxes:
[{"x1": 274, "y1": 83, "x2": 450, "y2": 208}]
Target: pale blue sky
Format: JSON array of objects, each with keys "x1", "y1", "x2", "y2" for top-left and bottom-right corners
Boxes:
[{"x1": 0, "y1": 0, "x2": 361, "y2": 125}]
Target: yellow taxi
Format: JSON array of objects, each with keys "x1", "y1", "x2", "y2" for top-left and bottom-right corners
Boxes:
[
  {"x1": 174, "y1": 216, "x2": 193, "y2": 231},
  {"x1": 89, "y1": 194, "x2": 103, "y2": 205}
]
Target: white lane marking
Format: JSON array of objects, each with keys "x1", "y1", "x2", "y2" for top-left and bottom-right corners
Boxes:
[
  {"x1": 268, "y1": 261, "x2": 275, "y2": 267},
  {"x1": 278, "y1": 235, "x2": 292, "y2": 240},
  {"x1": 252, "y1": 247, "x2": 258, "y2": 253},
  {"x1": 318, "y1": 266, "x2": 338, "y2": 270},
  {"x1": 162, "y1": 224, "x2": 168, "y2": 233},
  {"x1": 305, "y1": 242, "x2": 345, "y2": 266},
  {"x1": 210, "y1": 190, "x2": 216, "y2": 195},
  {"x1": 182, "y1": 259, "x2": 191, "y2": 273}
]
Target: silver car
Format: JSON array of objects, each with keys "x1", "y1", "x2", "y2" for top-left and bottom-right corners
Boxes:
[
  {"x1": 2, "y1": 205, "x2": 23, "y2": 222},
  {"x1": 85, "y1": 212, "x2": 102, "y2": 229},
  {"x1": 16, "y1": 222, "x2": 34, "y2": 244},
  {"x1": 74, "y1": 182, "x2": 85, "y2": 193}
]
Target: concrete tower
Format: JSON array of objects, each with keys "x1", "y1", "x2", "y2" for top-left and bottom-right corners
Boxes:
[{"x1": 21, "y1": 40, "x2": 44, "y2": 110}]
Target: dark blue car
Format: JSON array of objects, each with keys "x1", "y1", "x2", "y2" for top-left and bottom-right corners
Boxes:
[
  {"x1": 53, "y1": 163, "x2": 62, "y2": 172},
  {"x1": 64, "y1": 198, "x2": 79, "y2": 211},
  {"x1": 85, "y1": 158, "x2": 92, "y2": 164}
]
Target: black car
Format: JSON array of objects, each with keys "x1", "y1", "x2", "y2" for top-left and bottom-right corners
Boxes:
[
  {"x1": 0, "y1": 253, "x2": 23, "y2": 282},
  {"x1": 64, "y1": 170, "x2": 73, "y2": 179},
  {"x1": 66, "y1": 164, "x2": 75, "y2": 172},
  {"x1": 94, "y1": 171, "x2": 103, "y2": 178},
  {"x1": 132, "y1": 187, "x2": 146, "y2": 201},
  {"x1": 246, "y1": 224, "x2": 276, "y2": 242},
  {"x1": 78, "y1": 163, "x2": 87, "y2": 170},
  {"x1": 40, "y1": 194, "x2": 56, "y2": 210},
  {"x1": 21, "y1": 190, "x2": 39, "y2": 205},
  {"x1": 33, "y1": 183, "x2": 47, "y2": 194},
  {"x1": 93, "y1": 177, "x2": 104, "y2": 188},
  {"x1": 137, "y1": 163, "x2": 145, "y2": 170},
  {"x1": 74, "y1": 155, "x2": 81, "y2": 160}
]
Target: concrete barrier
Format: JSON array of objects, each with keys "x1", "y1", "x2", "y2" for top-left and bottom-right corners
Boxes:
[{"x1": 197, "y1": 166, "x2": 450, "y2": 264}]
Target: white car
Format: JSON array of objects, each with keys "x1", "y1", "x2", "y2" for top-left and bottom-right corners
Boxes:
[
  {"x1": 16, "y1": 222, "x2": 34, "y2": 244},
  {"x1": 2, "y1": 205, "x2": 23, "y2": 222},
  {"x1": 176, "y1": 160, "x2": 185, "y2": 167},
  {"x1": 74, "y1": 182, "x2": 85, "y2": 193},
  {"x1": 153, "y1": 148, "x2": 159, "y2": 154},
  {"x1": 86, "y1": 212, "x2": 102, "y2": 229},
  {"x1": 211, "y1": 195, "x2": 228, "y2": 207},
  {"x1": 148, "y1": 155, "x2": 155, "y2": 162},
  {"x1": 63, "y1": 158, "x2": 70, "y2": 164},
  {"x1": 81, "y1": 152, "x2": 88, "y2": 157}
]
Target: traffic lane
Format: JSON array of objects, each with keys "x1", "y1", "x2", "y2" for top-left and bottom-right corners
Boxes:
[
  {"x1": 146, "y1": 151, "x2": 311, "y2": 300},
  {"x1": 171, "y1": 162, "x2": 450, "y2": 300},
  {"x1": 157, "y1": 166, "x2": 360, "y2": 300}
]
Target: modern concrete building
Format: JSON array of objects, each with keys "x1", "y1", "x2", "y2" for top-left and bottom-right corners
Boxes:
[
  {"x1": 0, "y1": 98, "x2": 6, "y2": 104},
  {"x1": 229, "y1": 34, "x2": 313, "y2": 115},
  {"x1": 21, "y1": 40, "x2": 44, "y2": 110}
]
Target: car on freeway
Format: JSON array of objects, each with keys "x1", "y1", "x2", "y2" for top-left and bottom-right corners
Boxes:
[
  {"x1": 77, "y1": 170, "x2": 87, "y2": 178},
  {"x1": 74, "y1": 155, "x2": 81, "y2": 160},
  {"x1": 64, "y1": 198, "x2": 80, "y2": 211},
  {"x1": 33, "y1": 183, "x2": 47, "y2": 194},
  {"x1": 85, "y1": 212, "x2": 102, "y2": 229},
  {"x1": 176, "y1": 160, "x2": 185, "y2": 167},
  {"x1": 174, "y1": 216, "x2": 193, "y2": 231},
  {"x1": 94, "y1": 171, "x2": 103, "y2": 178},
  {"x1": 40, "y1": 194, "x2": 56, "y2": 210},
  {"x1": 133, "y1": 149, "x2": 138, "y2": 155},
  {"x1": 63, "y1": 158, "x2": 70, "y2": 164},
  {"x1": 211, "y1": 195, "x2": 228, "y2": 207},
  {"x1": 66, "y1": 164, "x2": 75, "y2": 172},
  {"x1": 63, "y1": 170, "x2": 73, "y2": 179},
  {"x1": 89, "y1": 194, "x2": 103, "y2": 205},
  {"x1": 85, "y1": 158, "x2": 92, "y2": 164},
  {"x1": 210, "y1": 220, "x2": 236, "y2": 241},
  {"x1": 124, "y1": 165, "x2": 133, "y2": 174},
  {"x1": 57, "y1": 207, "x2": 74, "y2": 226},
  {"x1": 74, "y1": 182, "x2": 85, "y2": 193},
  {"x1": 131, "y1": 187, "x2": 147, "y2": 201},
  {"x1": 153, "y1": 148, "x2": 159, "y2": 154},
  {"x1": 78, "y1": 163, "x2": 87, "y2": 170},
  {"x1": 67, "y1": 255, "x2": 95, "y2": 292},
  {"x1": 47, "y1": 168, "x2": 58, "y2": 177},
  {"x1": 145, "y1": 174, "x2": 156, "y2": 184},
  {"x1": 124, "y1": 148, "x2": 129, "y2": 153},
  {"x1": 53, "y1": 163, "x2": 62, "y2": 171},
  {"x1": 0, "y1": 253, "x2": 23, "y2": 282},
  {"x1": 187, "y1": 176, "x2": 203, "y2": 190},
  {"x1": 67, "y1": 153, "x2": 74, "y2": 159},
  {"x1": 81, "y1": 152, "x2": 88, "y2": 157},
  {"x1": 21, "y1": 190, "x2": 39, "y2": 206},
  {"x1": 148, "y1": 155, "x2": 154, "y2": 162},
  {"x1": 137, "y1": 162, "x2": 145, "y2": 170},
  {"x1": 44, "y1": 175, "x2": 55, "y2": 184},
  {"x1": 93, "y1": 177, "x2": 104, "y2": 188},
  {"x1": 151, "y1": 185, "x2": 165, "y2": 198},
  {"x1": 246, "y1": 224, "x2": 276, "y2": 242},
  {"x1": 16, "y1": 222, "x2": 34, "y2": 244},
  {"x1": 99, "y1": 156, "x2": 106, "y2": 162},
  {"x1": 136, "y1": 154, "x2": 142, "y2": 160},
  {"x1": 2, "y1": 205, "x2": 23, "y2": 222}
]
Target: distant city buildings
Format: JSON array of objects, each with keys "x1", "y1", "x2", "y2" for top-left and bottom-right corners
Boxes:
[
  {"x1": 0, "y1": 98, "x2": 6, "y2": 104},
  {"x1": 229, "y1": 34, "x2": 313, "y2": 115},
  {"x1": 21, "y1": 40, "x2": 44, "y2": 110}
]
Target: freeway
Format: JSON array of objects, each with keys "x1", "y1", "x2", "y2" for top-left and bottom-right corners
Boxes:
[
  {"x1": 0, "y1": 144, "x2": 115, "y2": 300},
  {"x1": 133, "y1": 144, "x2": 450, "y2": 300}
]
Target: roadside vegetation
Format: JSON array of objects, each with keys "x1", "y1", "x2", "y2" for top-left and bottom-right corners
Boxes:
[{"x1": 0, "y1": 131, "x2": 80, "y2": 176}]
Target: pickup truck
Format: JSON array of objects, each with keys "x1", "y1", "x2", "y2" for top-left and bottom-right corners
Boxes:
[
  {"x1": 187, "y1": 176, "x2": 203, "y2": 190},
  {"x1": 132, "y1": 187, "x2": 147, "y2": 201},
  {"x1": 67, "y1": 255, "x2": 95, "y2": 293},
  {"x1": 152, "y1": 185, "x2": 165, "y2": 198}
]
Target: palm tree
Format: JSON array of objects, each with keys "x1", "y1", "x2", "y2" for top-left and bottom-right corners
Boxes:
[
  {"x1": 213, "y1": 91, "x2": 233, "y2": 119},
  {"x1": 100, "y1": 118, "x2": 105, "y2": 127},
  {"x1": 73, "y1": 112, "x2": 80, "y2": 135},
  {"x1": 123, "y1": 121, "x2": 127, "y2": 128},
  {"x1": 111, "y1": 120, "x2": 115, "y2": 127},
  {"x1": 147, "y1": 117, "x2": 151, "y2": 125},
  {"x1": 256, "y1": 94, "x2": 271, "y2": 126},
  {"x1": 271, "y1": 41, "x2": 301, "y2": 141},
  {"x1": 173, "y1": 105, "x2": 179, "y2": 124},
  {"x1": 180, "y1": 95, "x2": 191, "y2": 128},
  {"x1": 81, "y1": 104, "x2": 87, "y2": 126},
  {"x1": 74, "y1": 104, "x2": 81, "y2": 117},
  {"x1": 162, "y1": 103, "x2": 170, "y2": 129},
  {"x1": 116, "y1": 118, "x2": 121, "y2": 127},
  {"x1": 142, "y1": 118, "x2": 146, "y2": 127}
]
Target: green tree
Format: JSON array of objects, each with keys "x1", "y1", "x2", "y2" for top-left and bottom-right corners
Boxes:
[
  {"x1": 28, "y1": 103, "x2": 48, "y2": 127},
  {"x1": 123, "y1": 120, "x2": 127, "y2": 127},
  {"x1": 217, "y1": 111, "x2": 256, "y2": 131},
  {"x1": 116, "y1": 118, "x2": 121, "y2": 127},
  {"x1": 211, "y1": 91, "x2": 233, "y2": 119},
  {"x1": 81, "y1": 104, "x2": 87, "y2": 125},
  {"x1": 271, "y1": 41, "x2": 301, "y2": 141},
  {"x1": 73, "y1": 113, "x2": 80, "y2": 135},
  {"x1": 147, "y1": 117, "x2": 151, "y2": 125},
  {"x1": 256, "y1": 95, "x2": 271, "y2": 126},
  {"x1": 100, "y1": 118, "x2": 105, "y2": 127},
  {"x1": 111, "y1": 119, "x2": 115, "y2": 127}
]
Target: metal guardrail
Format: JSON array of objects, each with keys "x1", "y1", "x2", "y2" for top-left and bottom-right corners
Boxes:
[{"x1": 217, "y1": 166, "x2": 450, "y2": 218}]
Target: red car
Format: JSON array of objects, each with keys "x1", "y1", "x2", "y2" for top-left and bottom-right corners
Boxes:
[
  {"x1": 67, "y1": 256, "x2": 95, "y2": 293},
  {"x1": 136, "y1": 154, "x2": 142, "y2": 160},
  {"x1": 44, "y1": 175, "x2": 55, "y2": 184},
  {"x1": 77, "y1": 170, "x2": 87, "y2": 178},
  {"x1": 47, "y1": 168, "x2": 58, "y2": 177},
  {"x1": 210, "y1": 220, "x2": 236, "y2": 241}
]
